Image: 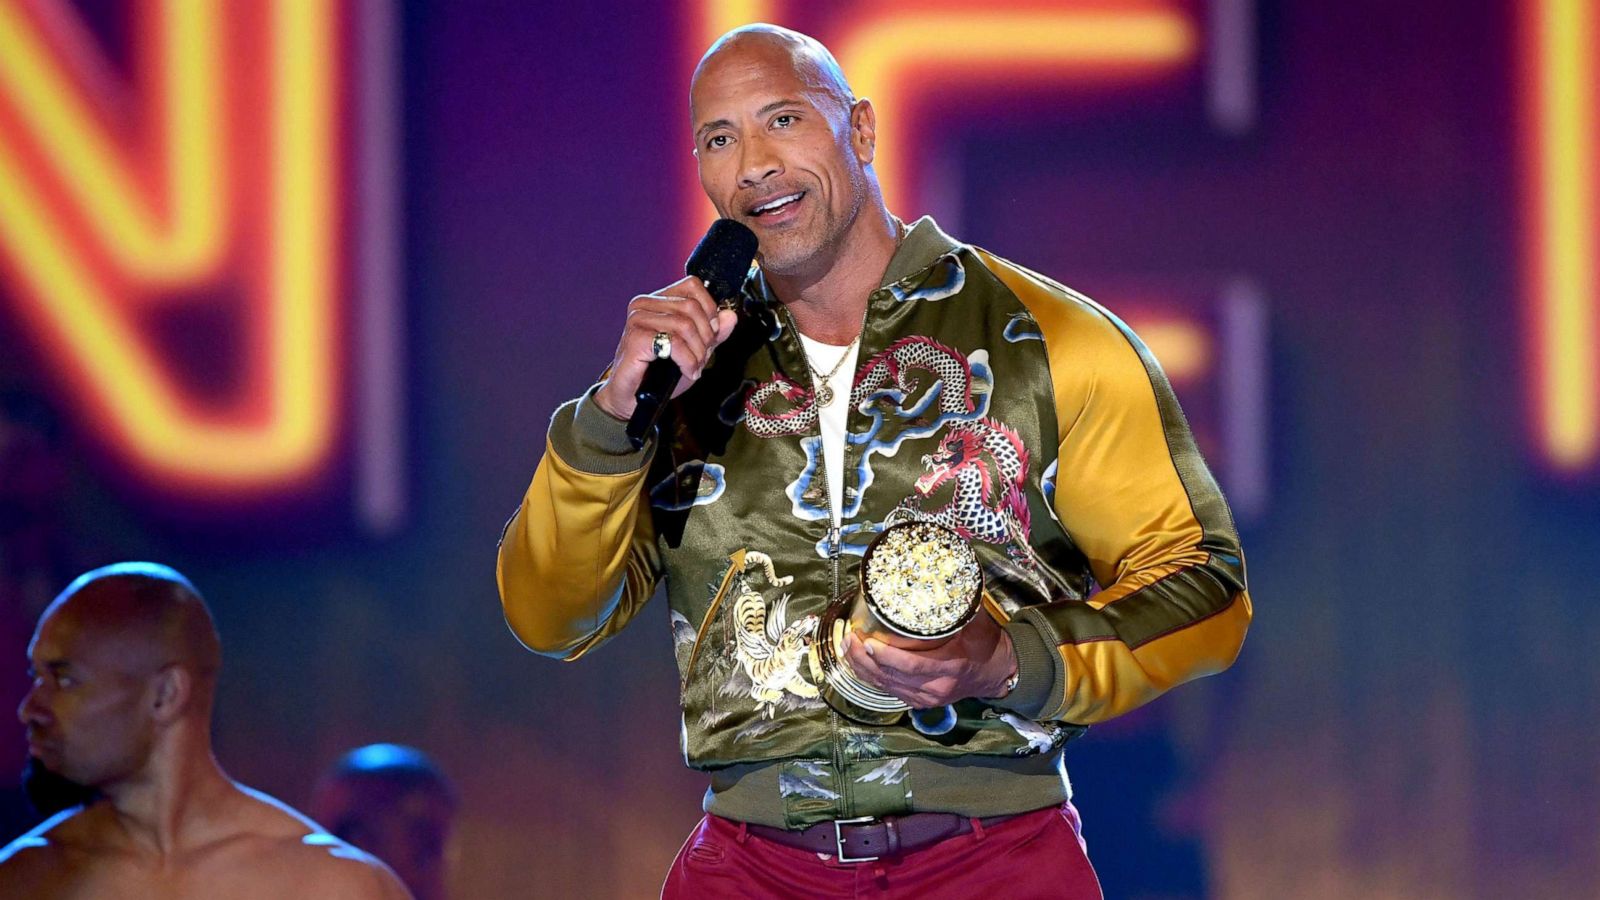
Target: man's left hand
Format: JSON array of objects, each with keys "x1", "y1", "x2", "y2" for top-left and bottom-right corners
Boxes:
[{"x1": 840, "y1": 610, "x2": 1018, "y2": 708}]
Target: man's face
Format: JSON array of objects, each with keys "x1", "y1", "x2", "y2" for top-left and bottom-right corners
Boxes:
[
  {"x1": 691, "y1": 43, "x2": 872, "y2": 275},
  {"x1": 17, "y1": 608, "x2": 155, "y2": 789}
]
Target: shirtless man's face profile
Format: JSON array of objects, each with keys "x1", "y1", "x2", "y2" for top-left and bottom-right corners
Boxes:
[{"x1": 21, "y1": 605, "x2": 156, "y2": 792}]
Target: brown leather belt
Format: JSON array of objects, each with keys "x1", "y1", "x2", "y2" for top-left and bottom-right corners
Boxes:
[{"x1": 744, "y1": 812, "x2": 1018, "y2": 863}]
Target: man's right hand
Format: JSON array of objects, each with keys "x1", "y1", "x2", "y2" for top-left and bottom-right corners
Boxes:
[{"x1": 593, "y1": 275, "x2": 742, "y2": 421}]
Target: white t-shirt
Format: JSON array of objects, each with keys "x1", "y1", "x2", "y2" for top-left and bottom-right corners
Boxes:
[{"x1": 797, "y1": 332, "x2": 861, "y2": 528}]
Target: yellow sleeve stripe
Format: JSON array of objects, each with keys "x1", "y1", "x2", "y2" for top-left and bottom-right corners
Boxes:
[
  {"x1": 495, "y1": 437, "x2": 660, "y2": 659},
  {"x1": 1050, "y1": 592, "x2": 1252, "y2": 723}
]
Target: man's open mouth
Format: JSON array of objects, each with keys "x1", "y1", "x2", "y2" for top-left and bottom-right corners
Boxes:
[{"x1": 748, "y1": 191, "x2": 805, "y2": 217}]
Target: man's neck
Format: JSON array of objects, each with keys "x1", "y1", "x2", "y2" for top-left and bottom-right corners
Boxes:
[
  {"x1": 766, "y1": 206, "x2": 900, "y2": 344},
  {"x1": 100, "y1": 738, "x2": 239, "y2": 856}
]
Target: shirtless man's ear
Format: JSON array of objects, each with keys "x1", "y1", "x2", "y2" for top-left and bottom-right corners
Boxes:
[{"x1": 148, "y1": 665, "x2": 191, "y2": 725}]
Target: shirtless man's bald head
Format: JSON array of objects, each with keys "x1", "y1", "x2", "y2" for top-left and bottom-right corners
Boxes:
[
  {"x1": 48, "y1": 563, "x2": 222, "y2": 680},
  {"x1": 5, "y1": 564, "x2": 410, "y2": 899}
]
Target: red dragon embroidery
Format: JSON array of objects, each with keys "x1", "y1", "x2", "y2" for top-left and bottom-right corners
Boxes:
[
  {"x1": 744, "y1": 336, "x2": 976, "y2": 439},
  {"x1": 904, "y1": 418, "x2": 1031, "y2": 549}
]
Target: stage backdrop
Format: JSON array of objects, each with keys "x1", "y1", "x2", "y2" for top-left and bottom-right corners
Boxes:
[{"x1": 2, "y1": 1, "x2": 1598, "y2": 897}]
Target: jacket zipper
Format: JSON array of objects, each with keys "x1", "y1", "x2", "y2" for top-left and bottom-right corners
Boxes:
[
  {"x1": 786, "y1": 298, "x2": 869, "y2": 818},
  {"x1": 829, "y1": 440, "x2": 854, "y2": 816}
]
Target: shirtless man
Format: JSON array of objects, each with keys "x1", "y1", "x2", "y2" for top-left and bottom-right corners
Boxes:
[{"x1": 0, "y1": 563, "x2": 411, "y2": 899}]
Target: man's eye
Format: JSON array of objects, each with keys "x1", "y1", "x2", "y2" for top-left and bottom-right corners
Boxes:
[
  {"x1": 706, "y1": 134, "x2": 730, "y2": 150},
  {"x1": 773, "y1": 115, "x2": 795, "y2": 128}
]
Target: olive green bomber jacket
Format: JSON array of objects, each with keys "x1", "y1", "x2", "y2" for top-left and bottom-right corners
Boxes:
[{"x1": 497, "y1": 217, "x2": 1252, "y2": 828}]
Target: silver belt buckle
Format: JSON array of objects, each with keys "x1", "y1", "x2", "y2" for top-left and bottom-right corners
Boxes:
[{"x1": 833, "y1": 816, "x2": 879, "y2": 863}]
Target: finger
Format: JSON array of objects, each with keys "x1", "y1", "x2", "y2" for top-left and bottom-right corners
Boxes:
[
  {"x1": 596, "y1": 291, "x2": 720, "y2": 417},
  {"x1": 628, "y1": 308, "x2": 710, "y2": 364},
  {"x1": 667, "y1": 278, "x2": 742, "y2": 345},
  {"x1": 898, "y1": 682, "x2": 952, "y2": 708},
  {"x1": 897, "y1": 671, "x2": 961, "y2": 707},
  {"x1": 846, "y1": 644, "x2": 944, "y2": 707},
  {"x1": 659, "y1": 276, "x2": 721, "y2": 326},
  {"x1": 630, "y1": 295, "x2": 716, "y2": 350},
  {"x1": 627, "y1": 326, "x2": 707, "y2": 386},
  {"x1": 862, "y1": 639, "x2": 941, "y2": 679},
  {"x1": 842, "y1": 633, "x2": 883, "y2": 681},
  {"x1": 843, "y1": 636, "x2": 902, "y2": 692},
  {"x1": 896, "y1": 679, "x2": 955, "y2": 708},
  {"x1": 710, "y1": 308, "x2": 740, "y2": 347}
]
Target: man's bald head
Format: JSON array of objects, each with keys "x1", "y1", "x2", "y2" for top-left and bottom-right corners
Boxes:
[
  {"x1": 40, "y1": 563, "x2": 221, "y2": 693},
  {"x1": 689, "y1": 25, "x2": 890, "y2": 277},
  {"x1": 691, "y1": 24, "x2": 857, "y2": 122},
  {"x1": 21, "y1": 564, "x2": 223, "y2": 790}
]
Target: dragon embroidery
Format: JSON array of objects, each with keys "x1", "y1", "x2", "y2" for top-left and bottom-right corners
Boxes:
[
  {"x1": 901, "y1": 418, "x2": 1032, "y2": 549},
  {"x1": 744, "y1": 336, "x2": 976, "y2": 439}
]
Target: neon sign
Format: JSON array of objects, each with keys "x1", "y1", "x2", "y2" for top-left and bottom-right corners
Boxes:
[
  {"x1": 1523, "y1": 0, "x2": 1599, "y2": 472},
  {"x1": 0, "y1": 0, "x2": 395, "y2": 505}
]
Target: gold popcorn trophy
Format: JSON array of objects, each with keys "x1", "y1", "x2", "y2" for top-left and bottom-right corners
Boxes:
[{"x1": 810, "y1": 519, "x2": 984, "y2": 726}]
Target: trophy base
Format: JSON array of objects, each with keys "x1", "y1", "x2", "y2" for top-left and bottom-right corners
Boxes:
[{"x1": 810, "y1": 599, "x2": 907, "y2": 726}]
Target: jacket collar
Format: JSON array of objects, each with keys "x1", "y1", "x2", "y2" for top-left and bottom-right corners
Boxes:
[{"x1": 881, "y1": 215, "x2": 962, "y2": 288}]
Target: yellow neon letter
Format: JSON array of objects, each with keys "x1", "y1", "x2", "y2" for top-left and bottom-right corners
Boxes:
[
  {"x1": 1526, "y1": 0, "x2": 1598, "y2": 470},
  {"x1": 0, "y1": 0, "x2": 340, "y2": 489}
]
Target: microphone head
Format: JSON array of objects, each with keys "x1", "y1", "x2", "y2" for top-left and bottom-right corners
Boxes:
[{"x1": 686, "y1": 219, "x2": 759, "y2": 303}]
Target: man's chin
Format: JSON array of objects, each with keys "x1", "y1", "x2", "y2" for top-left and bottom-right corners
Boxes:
[
  {"x1": 754, "y1": 236, "x2": 822, "y2": 277},
  {"x1": 21, "y1": 756, "x2": 99, "y2": 817}
]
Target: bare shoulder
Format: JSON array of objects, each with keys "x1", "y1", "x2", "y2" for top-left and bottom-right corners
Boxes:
[
  {"x1": 232, "y1": 785, "x2": 412, "y2": 899},
  {"x1": 0, "y1": 807, "x2": 95, "y2": 898}
]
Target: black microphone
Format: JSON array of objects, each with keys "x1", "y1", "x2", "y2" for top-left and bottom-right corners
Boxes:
[{"x1": 626, "y1": 219, "x2": 759, "y2": 450}]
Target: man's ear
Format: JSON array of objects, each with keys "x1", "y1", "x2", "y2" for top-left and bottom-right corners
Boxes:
[
  {"x1": 851, "y1": 98, "x2": 877, "y2": 165},
  {"x1": 149, "y1": 665, "x2": 193, "y2": 724}
]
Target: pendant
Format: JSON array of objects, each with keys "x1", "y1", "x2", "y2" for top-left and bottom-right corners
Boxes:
[{"x1": 816, "y1": 383, "x2": 835, "y2": 407}]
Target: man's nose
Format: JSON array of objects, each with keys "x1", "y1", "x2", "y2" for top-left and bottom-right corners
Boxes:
[
  {"x1": 18, "y1": 682, "x2": 46, "y2": 726},
  {"x1": 738, "y1": 133, "x2": 782, "y2": 187}
]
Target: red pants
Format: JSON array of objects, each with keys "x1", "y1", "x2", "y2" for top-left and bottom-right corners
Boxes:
[{"x1": 661, "y1": 803, "x2": 1103, "y2": 899}]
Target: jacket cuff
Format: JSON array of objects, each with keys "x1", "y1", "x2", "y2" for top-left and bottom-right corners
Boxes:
[
  {"x1": 987, "y1": 620, "x2": 1059, "y2": 720},
  {"x1": 546, "y1": 384, "x2": 655, "y2": 475}
]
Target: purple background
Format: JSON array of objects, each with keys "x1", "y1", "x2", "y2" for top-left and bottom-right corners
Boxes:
[{"x1": 2, "y1": 1, "x2": 1598, "y2": 897}]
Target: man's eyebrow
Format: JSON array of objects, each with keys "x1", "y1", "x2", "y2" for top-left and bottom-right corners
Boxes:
[
  {"x1": 695, "y1": 98, "x2": 808, "y2": 139},
  {"x1": 695, "y1": 118, "x2": 733, "y2": 140},
  {"x1": 756, "y1": 98, "x2": 806, "y2": 117}
]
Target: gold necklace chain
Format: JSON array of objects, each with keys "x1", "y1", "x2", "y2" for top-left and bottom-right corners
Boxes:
[{"x1": 789, "y1": 305, "x2": 867, "y2": 407}]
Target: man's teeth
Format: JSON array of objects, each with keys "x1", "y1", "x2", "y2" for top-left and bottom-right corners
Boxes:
[{"x1": 754, "y1": 193, "x2": 802, "y2": 214}]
